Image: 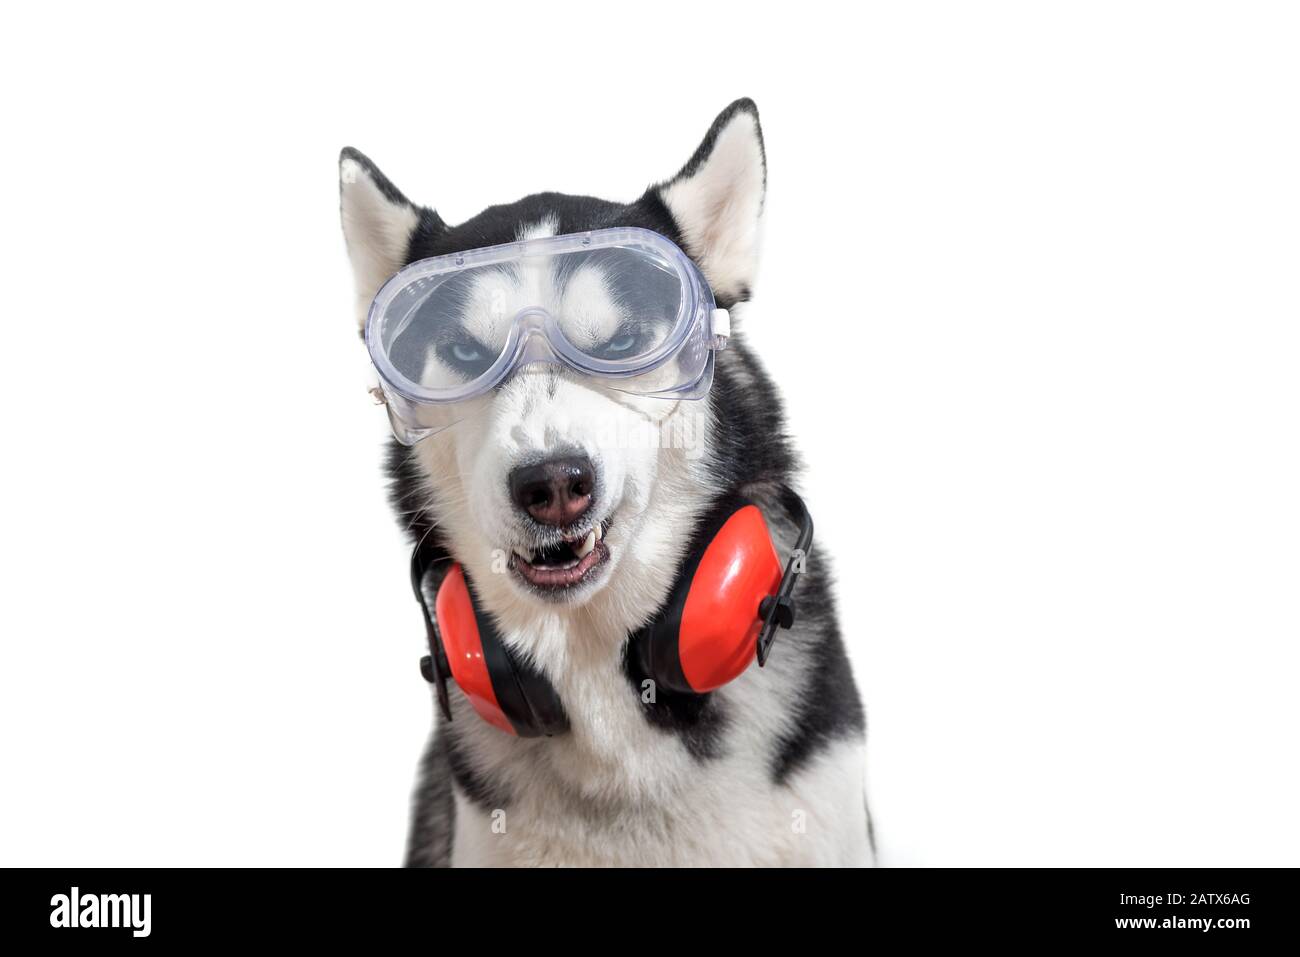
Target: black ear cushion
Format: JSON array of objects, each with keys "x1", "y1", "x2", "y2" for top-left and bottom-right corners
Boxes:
[
  {"x1": 499, "y1": 649, "x2": 570, "y2": 737},
  {"x1": 463, "y1": 573, "x2": 569, "y2": 737},
  {"x1": 630, "y1": 493, "x2": 754, "y2": 694}
]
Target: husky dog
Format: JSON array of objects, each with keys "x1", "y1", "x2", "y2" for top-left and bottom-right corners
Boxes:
[{"x1": 339, "y1": 100, "x2": 871, "y2": 867}]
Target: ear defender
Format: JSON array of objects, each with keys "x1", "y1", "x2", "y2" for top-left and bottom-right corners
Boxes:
[
  {"x1": 411, "y1": 490, "x2": 813, "y2": 735},
  {"x1": 630, "y1": 497, "x2": 782, "y2": 694},
  {"x1": 412, "y1": 557, "x2": 568, "y2": 738}
]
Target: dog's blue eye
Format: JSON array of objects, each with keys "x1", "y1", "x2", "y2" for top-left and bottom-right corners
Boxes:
[
  {"x1": 595, "y1": 329, "x2": 642, "y2": 359},
  {"x1": 437, "y1": 336, "x2": 494, "y2": 379}
]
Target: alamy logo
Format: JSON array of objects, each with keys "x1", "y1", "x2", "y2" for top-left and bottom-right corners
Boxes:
[{"x1": 49, "y1": 887, "x2": 151, "y2": 938}]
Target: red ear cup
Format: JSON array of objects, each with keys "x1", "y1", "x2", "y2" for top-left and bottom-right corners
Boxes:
[
  {"x1": 635, "y1": 501, "x2": 783, "y2": 694},
  {"x1": 434, "y1": 564, "x2": 569, "y2": 738},
  {"x1": 678, "y1": 505, "x2": 782, "y2": 691},
  {"x1": 434, "y1": 564, "x2": 515, "y2": 735}
]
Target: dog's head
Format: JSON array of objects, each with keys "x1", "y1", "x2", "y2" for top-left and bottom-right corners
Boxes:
[{"x1": 339, "y1": 101, "x2": 765, "y2": 621}]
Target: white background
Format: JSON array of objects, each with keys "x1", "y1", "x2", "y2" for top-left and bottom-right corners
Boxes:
[{"x1": 1, "y1": 2, "x2": 1296, "y2": 866}]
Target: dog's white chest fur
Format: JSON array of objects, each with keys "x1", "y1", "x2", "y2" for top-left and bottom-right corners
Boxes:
[
  {"x1": 443, "y1": 613, "x2": 871, "y2": 868},
  {"x1": 450, "y1": 738, "x2": 870, "y2": 867}
]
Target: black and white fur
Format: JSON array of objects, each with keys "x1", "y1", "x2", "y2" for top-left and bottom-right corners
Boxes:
[{"x1": 340, "y1": 100, "x2": 871, "y2": 866}]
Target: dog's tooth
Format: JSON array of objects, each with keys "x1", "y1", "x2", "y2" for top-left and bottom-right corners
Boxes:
[
  {"x1": 513, "y1": 547, "x2": 532, "y2": 562},
  {"x1": 575, "y1": 529, "x2": 596, "y2": 558},
  {"x1": 594, "y1": 522, "x2": 604, "y2": 542}
]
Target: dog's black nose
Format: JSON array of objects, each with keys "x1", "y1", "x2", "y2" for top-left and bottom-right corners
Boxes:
[{"x1": 509, "y1": 455, "x2": 596, "y2": 527}]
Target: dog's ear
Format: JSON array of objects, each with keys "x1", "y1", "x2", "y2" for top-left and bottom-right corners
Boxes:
[
  {"x1": 652, "y1": 99, "x2": 766, "y2": 305},
  {"x1": 339, "y1": 147, "x2": 440, "y2": 330}
]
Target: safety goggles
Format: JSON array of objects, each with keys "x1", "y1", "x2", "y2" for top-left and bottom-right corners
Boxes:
[{"x1": 365, "y1": 227, "x2": 730, "y2": 443}]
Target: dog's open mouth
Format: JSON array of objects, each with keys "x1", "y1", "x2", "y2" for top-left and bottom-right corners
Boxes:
[{"x1": 509, "y1": 520, "x2": 611, "y2": 591}]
